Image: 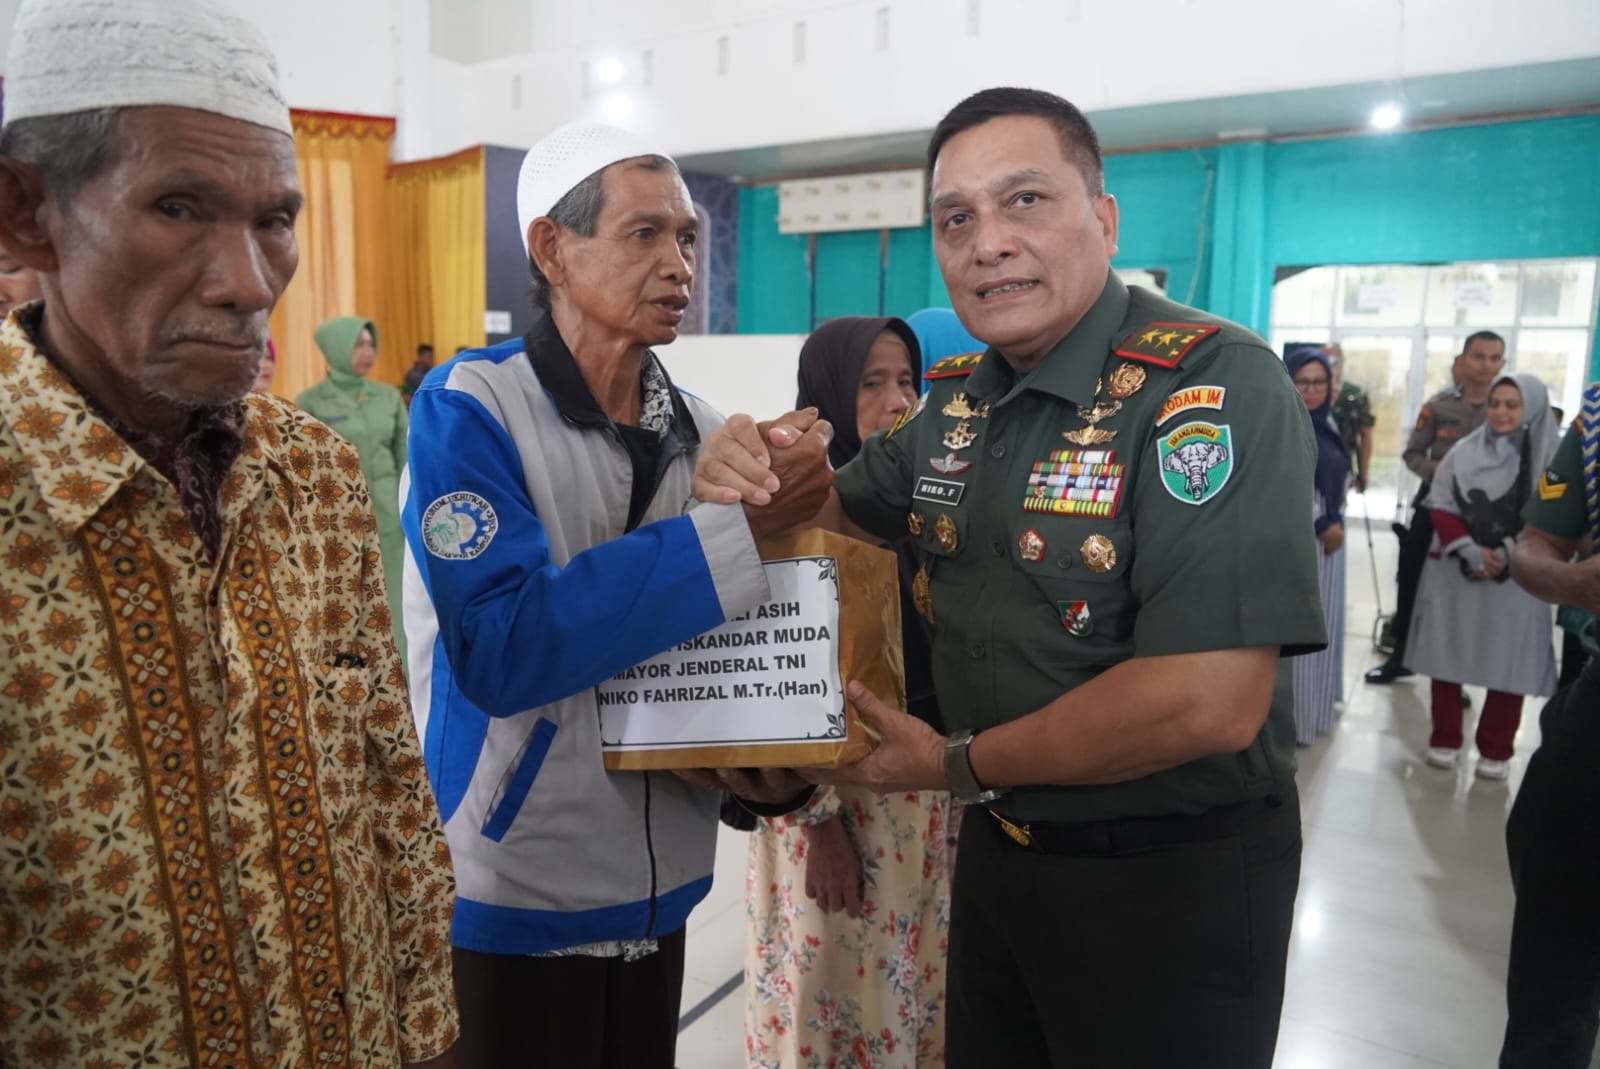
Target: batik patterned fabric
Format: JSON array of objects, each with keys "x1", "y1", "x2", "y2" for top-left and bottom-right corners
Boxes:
[
  {"x1": 745, "y1": 786, "x2": 956, "y2": 1069},
  {"x1": 0, "y1": 312, "x2": 457, "y2": 1068}
]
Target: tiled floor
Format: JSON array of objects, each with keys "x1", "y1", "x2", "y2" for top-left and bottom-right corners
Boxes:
[{"x1": 675, "y1": 520, "x2": 1576, "y2": 1068}]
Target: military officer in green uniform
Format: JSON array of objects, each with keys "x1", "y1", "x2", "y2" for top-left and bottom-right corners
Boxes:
[
  {"x1": 695, "y1": 88, "x2": 1326, "y2": 1069},
  {"x1": 1502, "y1": 383, "x2": 1600, "y2": 1068}
]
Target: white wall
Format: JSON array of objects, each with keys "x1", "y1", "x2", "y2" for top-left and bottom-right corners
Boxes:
[
  {"x1": 441, "y1": 0, "x2": 1600, "y2": 155},
  {"x1": 661, "y1": 334, "x2": 806, "y2": 422}
]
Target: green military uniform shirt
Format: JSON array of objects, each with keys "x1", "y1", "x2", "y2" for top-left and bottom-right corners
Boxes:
[
  {"x1": 1523, "y1": 419, "x2": 1587, "y2": 542},
  {"x1": 1332, "y1": 381, "x2": 1374, "y2": 469},
  {"x1": 1523, "y1": 395, "x2": 1597, "y2": 655},
  {"x1": 835, "y1": 274, "x2": 1327, "y2": 823}
]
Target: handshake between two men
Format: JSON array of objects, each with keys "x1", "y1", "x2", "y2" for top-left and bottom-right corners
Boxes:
[{"x1": 679, "y1": 406, "x2": 956, "y2": 803}]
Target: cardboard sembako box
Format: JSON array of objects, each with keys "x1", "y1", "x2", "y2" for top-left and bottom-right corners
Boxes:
[{"x1": 599, "y1": 528, "x2": 901, "y2": 770}]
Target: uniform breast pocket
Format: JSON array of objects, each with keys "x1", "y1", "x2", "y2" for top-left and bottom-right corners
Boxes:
[{"x1": 1011, "y1": 514, "x2": 1135, "y2": 651}]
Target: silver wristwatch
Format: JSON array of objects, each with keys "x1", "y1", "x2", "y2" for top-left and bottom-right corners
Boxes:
[{"x1": 944, "y1": 730, "x2": 1003, "y2": 805}]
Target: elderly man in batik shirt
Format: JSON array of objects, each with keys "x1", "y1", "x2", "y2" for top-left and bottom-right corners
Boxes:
[{"x1": 0, "y1": 2, "x2": 458, "y2": 1067}]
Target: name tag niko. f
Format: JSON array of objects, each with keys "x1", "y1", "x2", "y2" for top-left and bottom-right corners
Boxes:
[
  {"x1": 597, "y1": 556, "x2": 845, "y2": 763},
  {"x1": 913, "y1": 476, "x2": 966, "y2": 506}
]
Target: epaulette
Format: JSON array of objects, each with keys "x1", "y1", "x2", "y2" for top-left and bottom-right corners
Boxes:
[
  {"x1": 1113, "y1": 322, "x2": 1220, "y2": 368},
  {"x1": 923, "y1": 351, "x2": 984, "y2": 380}
]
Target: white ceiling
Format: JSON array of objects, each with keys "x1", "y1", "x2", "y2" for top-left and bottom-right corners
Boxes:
[{"x1": 675, "y1": 56, "x2": 1600, "y2": 181}]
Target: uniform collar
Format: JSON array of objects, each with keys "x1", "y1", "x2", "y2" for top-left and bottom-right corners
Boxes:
[
  {"x1": 525, "y1": 310, "x2": 700, "y2": 446},
  {"x1": 967, "y1": 270, "x2": 1129, "y2": 408}
]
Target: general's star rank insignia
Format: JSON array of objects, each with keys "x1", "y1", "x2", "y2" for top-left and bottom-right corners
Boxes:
[
  {"x1": 1113, "y1": 322, "x2": 1220, "y2": 368},
  {"x1": 884, "y1": 391, "x2": 927, "y2": 440},
  {"x1": 924, "y1": 351, "x2": 985, "y2": 380}
]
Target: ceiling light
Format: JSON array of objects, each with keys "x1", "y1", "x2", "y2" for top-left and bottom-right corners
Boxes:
[
  {"x1": 595, "y1": 56, "x2": 624, "y2": 86},
  {"x1": 1370, "y1": 103, "x2": 1403, "y2": 130}
]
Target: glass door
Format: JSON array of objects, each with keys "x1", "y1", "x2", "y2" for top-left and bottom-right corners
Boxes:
[{"x1": 1332, "y1": 333, "x2": 1423, "y2": 522}]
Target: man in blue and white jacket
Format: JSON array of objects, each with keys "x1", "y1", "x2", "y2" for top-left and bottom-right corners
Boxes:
[{"x1": 401, "y1": 122, "x2": 833, "y2": 1069}]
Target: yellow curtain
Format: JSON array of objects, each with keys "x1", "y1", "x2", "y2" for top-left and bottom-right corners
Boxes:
[
  {"x1": 264, "y1": 114, "x2": 486, "y2": 400},
  {"x1": 386, "y1": 147, "x2": 487, "y2": 365},
  {"x1": 266, "y1": 110, "x2": 397, "y2": 399}
]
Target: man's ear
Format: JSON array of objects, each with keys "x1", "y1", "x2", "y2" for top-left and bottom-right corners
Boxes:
[
  {"x1": 0, "y1": 157, "x2": 59, "y2": 273},
  {"x1": 527, "y1": 218, "x2": 565, "y2": 291}
]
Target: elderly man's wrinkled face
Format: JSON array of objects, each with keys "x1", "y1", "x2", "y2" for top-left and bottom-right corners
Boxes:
[
  {"x1": 553, "y1": 160, "x2": 697, "y2": 351},
  {"x1": 40, "y1": 107, "x2": 301, "y2": 410}
]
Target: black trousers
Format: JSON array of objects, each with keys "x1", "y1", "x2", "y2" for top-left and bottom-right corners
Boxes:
[
  {"x1": 946, "y1": 791, "x2": 1302, "y2": 1069},
  {"x1": 451, "y1": 928, "x2": 686, "y2": 1069},
  {"x1": 1387, "y1": 498, "x2": 1434, "y2": 664},
  {"x1": 1501, "y1": 657, "x2": 1600, "y2": 1068}
]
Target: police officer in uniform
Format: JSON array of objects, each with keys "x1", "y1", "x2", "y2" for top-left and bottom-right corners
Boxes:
[
  {"x1": 1367, "y1": 332, "x2": 1503, "y2": 681},
  {"x1": 1502, "y1": 383, "x2": 1600, "y2": 1067},
  {"x1": 696, "y1": 88, "x2": 1326, "y2": 1069}
]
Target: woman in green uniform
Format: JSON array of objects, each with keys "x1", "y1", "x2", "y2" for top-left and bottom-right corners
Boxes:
[{"x1": 296, "y1": 316, "x2": 408, "y2": 659}]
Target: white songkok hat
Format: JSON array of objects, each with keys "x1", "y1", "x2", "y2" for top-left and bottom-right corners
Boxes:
[
  {"x1": 517, "y1": 121, "x2": 673, "y2": 253},
  {"x1": 3, "y1": 0, "x2": 292, "y2": 138}
]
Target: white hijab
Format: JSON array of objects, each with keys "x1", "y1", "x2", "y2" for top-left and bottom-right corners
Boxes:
[{"x1": 1427, "y1": 372, "x2": 1560, "y2": 511}]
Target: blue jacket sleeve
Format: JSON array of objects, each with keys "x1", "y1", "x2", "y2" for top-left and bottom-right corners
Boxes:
[{"x1": 403, "y1": 382, "x2": 768, "y2": 717}]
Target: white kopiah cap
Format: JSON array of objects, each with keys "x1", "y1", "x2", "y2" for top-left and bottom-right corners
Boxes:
[
  {"x1": 3, "y1": 0, "x2": 292, "y2": 138},
  {"x1": 516, "y1": 120, "x2": 672, "y2": 253}
]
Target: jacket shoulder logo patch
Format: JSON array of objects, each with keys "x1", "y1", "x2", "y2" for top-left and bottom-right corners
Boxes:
[
  {"x1": 1156, "y1": 385, "x2": 1226, "y2": 426},
  {"x1": 423, "y1": 492, "x2": 499, "y2": 559}
]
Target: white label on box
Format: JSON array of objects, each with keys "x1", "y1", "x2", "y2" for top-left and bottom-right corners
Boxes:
[
  {"x1": 484, "y1": 309, "x2": 513, "y2": 334},
  {"x1": 598, "y1": 556, "x2": 844, "y2": 752}
]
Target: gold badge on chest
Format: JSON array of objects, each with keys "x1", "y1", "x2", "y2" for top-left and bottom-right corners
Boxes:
[
  {"x1": 1106, "y1": 362, "x2": 1147, "y2": 399},
  {"x1": 1079, "y1": 533, "x2": 1117, "y2": 574},
  {"x1": 934, "y1": 514, "x2": 959, "y2": 553},
  {"x1": 941, "y1": 392, "x2": 991, "y2": 420},
  {"x1": 943, "y1": 420, "x2": 978, "y2": 451}
]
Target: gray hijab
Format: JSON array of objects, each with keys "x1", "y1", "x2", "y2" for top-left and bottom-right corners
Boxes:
[{"x1": 1427, "y1": 372, "x2": 1560, "y2": 509}]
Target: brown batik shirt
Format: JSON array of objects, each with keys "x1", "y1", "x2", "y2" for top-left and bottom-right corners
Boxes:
[{"x1": 0, "y1": 311, "x2": 458, "y2": 1067}]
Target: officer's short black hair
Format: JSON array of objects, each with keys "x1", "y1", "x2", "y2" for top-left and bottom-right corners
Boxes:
[
  {"x1": 926, "y1": 87, "x2": 1105, "y2": 199},
  {"x1": 417, "y1": 343, "x2": 435, "y2": 356},
  {"x1": 1461, "y1": 330, "x2": 1505, "y2": 354}
]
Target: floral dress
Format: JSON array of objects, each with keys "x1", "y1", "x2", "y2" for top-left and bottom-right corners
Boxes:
[{"x1": 745, "y1": 785, "x2": 959, "y2": 1069}]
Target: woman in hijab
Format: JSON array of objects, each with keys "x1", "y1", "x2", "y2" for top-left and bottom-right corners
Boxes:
[
  {"x1": 295, "y1": 317, "x2": 409, "y2": 658},
  {"x1": 745, "y1": 316, "x2": 954, "y2": 1069},
  {"x1": 1407, "y1": 372, "x2": 1561, "y2": 779},
  {"x1": 1286, "y1": 347, "x2": 1350, "y2": 747}
]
